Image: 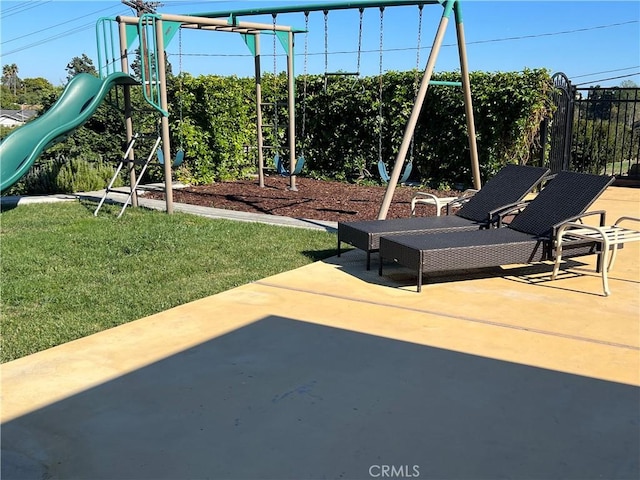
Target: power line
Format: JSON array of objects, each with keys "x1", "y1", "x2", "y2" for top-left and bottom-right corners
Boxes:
[
  {"x1": 1, "y1": 14, "x2": 128, "y2": 58},
  {"x1": 2, "y1": 6, "x2": 638, "y2": 76},
  {"x1": 571, "y1": 66, "x2": 640, "y2": 80},
  {"x1": 1, "y1": 5, "x2": 125, "y2": 45},
  {"x1": 171, "y1": 18, "x2": 638, "y2": 58},
  {"x1": 2, "y1": 24, "x2": 97, "y2": 57},
  {"x1": 575, "y1": 72, "x2": 640, "y2": 86},
  {"x1": 450, "y1": 20, "x2": 638, "y2": 48},
  {"x1": 1, "y1": 0, "x2": 51, "y2": 18}
]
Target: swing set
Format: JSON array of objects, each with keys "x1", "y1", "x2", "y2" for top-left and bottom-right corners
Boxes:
[
  {"x1": 200, "y1": 0, "x2": 480, "y2": 218},
  {"x1": 95, "y1": 0, "x2": 479, "y2": 218}
]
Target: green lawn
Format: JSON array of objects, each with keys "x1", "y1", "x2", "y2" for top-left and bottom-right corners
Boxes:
[{"x1": 0, "y1": 201, "x2": 337, "y2": 362}]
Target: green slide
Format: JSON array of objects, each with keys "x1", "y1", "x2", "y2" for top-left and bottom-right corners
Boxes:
[{"x1": 0, "y1": 72, "x2": 139, "y2": 193}]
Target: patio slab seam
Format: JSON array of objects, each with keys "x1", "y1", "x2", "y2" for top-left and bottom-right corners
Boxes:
[{"x1": 253, "y1": 279, "x2": 640, "y2": 351}]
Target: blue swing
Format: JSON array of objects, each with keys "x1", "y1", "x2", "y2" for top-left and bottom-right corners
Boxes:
[
  {"x1": 158, "y1": 149, "x2": 184, "y2": 167},
  {"x1": 378, "y1": 159, "x2": 413, "y2": 184},
  {"x1": 274, "y1": 153, "x2": 305, "y2": 176}
]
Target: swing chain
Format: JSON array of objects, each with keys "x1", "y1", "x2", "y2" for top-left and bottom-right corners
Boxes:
[
  {"x1": 178, "y1": 26, "x2": 184, "y2": 150},
  {"x1": 323, "y1": 10, "x2": 329, "y2": 91},
  {"x1": 410, "y1": 4, "x2": 424, "y2": 162},
  {"x1": 272, "y1": 13, "x2": 279, "y2": 153},
  {"x1": 378, "y1": 6, "x2": 385, "y2": 163},
  {"x1": 356, "y1": 8, "x2": 364, "y2": 76},
  {"x1": 415, "y1": 4, "x2": 423, "y2": 73},
  {"x1": 301, "y1": 11, "x2": 310, "y2": 148}
]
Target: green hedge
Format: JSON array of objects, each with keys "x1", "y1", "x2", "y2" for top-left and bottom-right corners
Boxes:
[
  {"x1": 169, "y1": 74, "x2": 257, "y2": 185},
  {"x1": 6, "y1": 68, "x2": 553, "y2": 195},
  {"x1": 172, "y1": 68, "x2": 553, "y2": 188}
]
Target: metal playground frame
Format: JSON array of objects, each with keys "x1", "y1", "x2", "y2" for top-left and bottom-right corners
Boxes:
[{"x1": 96, "y1": 0, "x2": 479, "y2": 219}]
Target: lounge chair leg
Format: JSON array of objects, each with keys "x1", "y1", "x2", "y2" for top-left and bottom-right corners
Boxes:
[
  {"x1": 378, "y1": 257, "x2": 383, "y2": 276},
  {"x1": 551, "y1": 236, "x2": 563, "y2": 280},
  {"x1": 417, "y1": 270, "x2": 422, "y2": 293},
  {"x1": 607, "y1": 243, "x2": 619, "y2": 271},
  {"x1": 366, "y1": 252, "x2": 371, "y2": 271},
  {"x1": 600, "y1": 238, "x2": 611, "y2": 296},
  {"x1": 337, "y1": 239, "x2": 341, "y2": 257}
]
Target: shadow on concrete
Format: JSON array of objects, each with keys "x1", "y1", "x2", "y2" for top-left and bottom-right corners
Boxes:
[
  {"x1": 328, "y1": 251, "x2": 598, "y2": 292},
  {"x1": 2, "y1": 316, "x2": 638, "y2": 480}
]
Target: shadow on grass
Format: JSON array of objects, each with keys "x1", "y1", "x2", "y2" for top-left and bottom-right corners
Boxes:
[
  {"x1": 301, "y1": 248, "x2": 339, "y2": 263},
  {"x1": 0, "y1": 202, "x2": 19, "y2": 213}
]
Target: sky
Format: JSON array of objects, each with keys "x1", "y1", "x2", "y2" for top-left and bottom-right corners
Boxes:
[{"x1": 1, "y1": 0, "x2": 639, "y2": 88}]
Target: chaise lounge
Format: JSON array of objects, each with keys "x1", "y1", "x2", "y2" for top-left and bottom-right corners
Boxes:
[
  {"x1": 378, "y1": 171, "x2": 614, "y2": 292},
  {"x1": 338, "y1": 164, "x2": 550, "y2": 269}
]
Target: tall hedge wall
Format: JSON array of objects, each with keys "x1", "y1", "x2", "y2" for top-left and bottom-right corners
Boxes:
[{"x1": 169, "y1": 68, "x2": 553, "y2": 188}]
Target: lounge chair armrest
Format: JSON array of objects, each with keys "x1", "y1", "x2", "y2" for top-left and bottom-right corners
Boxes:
[
  {"x1": 411, "y1": 192, "x2": 440, "y2": 203},
  {"x1": 411, "y1": 190, "x2": 477, "y2": 216},
  {"x1": 552, "y1": 210, "x2": 607, "y2": 237},
  {"x1": 491, "y1": 201, "x2": 531, "y2": 227},
  {"x1": 444, "y1": 189, "x2": 478, "y2": 215},
  {"x1": 457, "y1": 188, "x2": 479, "y2": 199},
  {"x1": 614, "y1": 216, "x2": 640, "y2": 228},
  {"x1": 410, "y1": 192, "x2": 440, "y2": 216}
]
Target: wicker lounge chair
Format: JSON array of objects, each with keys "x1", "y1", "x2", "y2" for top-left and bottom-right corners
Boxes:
[
  {"x1": 378, "y1": 171, "x2": 614, "y2": 292},
  {"x1": 338, "y1": 164, "x2": 550, "y2": 269}
]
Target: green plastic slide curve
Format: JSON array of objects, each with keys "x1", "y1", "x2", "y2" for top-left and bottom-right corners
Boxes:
[{"x1": 0, "y1": 72, "x2": 138, "y2": 193}]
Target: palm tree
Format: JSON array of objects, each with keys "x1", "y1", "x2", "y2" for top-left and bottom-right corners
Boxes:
[{"x1": 2, "y1": 63, "x2": 19, "y2": 95}]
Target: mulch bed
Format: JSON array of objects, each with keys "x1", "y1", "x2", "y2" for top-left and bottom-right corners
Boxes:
[{"x1": 144, "y1": 176, "x2": 455, "y2": 222}]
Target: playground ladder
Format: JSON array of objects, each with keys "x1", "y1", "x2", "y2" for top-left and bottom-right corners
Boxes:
[{"x1": 94, "y1": 135, "x2": 162, "y2": 218}]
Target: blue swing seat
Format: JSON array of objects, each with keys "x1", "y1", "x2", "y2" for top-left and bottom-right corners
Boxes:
[
  {"x1": 274, "y1": 154, "x2": 305, "y2": 176},
  {"x1": 378, "y1": 160, "x2": 412, "y2": 184},
  {"x1": 158, "y1": 149, "x2": 184, "y2": 167}
]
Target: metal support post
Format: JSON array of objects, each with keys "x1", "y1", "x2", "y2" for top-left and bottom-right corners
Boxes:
[
  {"x1": 254, "y1": 34, "x2": 265, "y2": 188},
  {"x1": 454, "y1": 3, "x2": 481, "y2": 190},
  {"x1": 287, "y1": 30, "x2": 297, "y2": 191},
  {"x1": 155, "y1": 18, "x2": 174, "y2": 214},
  {"x1": 118, "y1": 19, "x2": 138, "y2": 208}
]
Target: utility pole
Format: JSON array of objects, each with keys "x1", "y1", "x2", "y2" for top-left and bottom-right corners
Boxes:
[{"x1": 121, "y1": 0, "x2": 162, "y2": 15}]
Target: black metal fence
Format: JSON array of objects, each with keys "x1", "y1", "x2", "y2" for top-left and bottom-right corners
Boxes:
[{"x1": 544, "y1": 72, "x2": 640, "y2": 185}]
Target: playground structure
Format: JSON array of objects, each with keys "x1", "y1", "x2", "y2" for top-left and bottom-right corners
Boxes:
[
  {"x1": 191, "y1": 0, "x2": 481, "y2": 219},
  {"x1": 95, "y1": 12, "x2": 303, "y2": 213},
  {"x1": 0, "y1": 0, "x2": 479, "y2": 220}
]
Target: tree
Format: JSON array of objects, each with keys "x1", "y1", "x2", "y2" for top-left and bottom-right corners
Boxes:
[
  {"x1": 65, "y1": 54, "x2": 97, "y2": 81},
  {"x1": 617, "y1": 81, "x2": 640, "y2": 127},
  {"x1": 0, "y1": 85, "x2": 20, "y2": 109},
  {"x1": 20, "y1": 78, "x2": 55, "y2": 106},
  {"x1": 2, "y1": 63, "x2": 20, "y2": 95},
  {"x1": 130, "y1": 47, "x2": 173, "y2": 81}
]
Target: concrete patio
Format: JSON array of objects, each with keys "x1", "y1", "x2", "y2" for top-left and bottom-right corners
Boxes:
[{"x1": 1, "y1": 186, "x2": 639, "y2": 479}]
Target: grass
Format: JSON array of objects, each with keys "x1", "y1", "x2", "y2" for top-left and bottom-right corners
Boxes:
[{"x1": 0, "y1": 201, "x2": 337, "y2": 363}]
